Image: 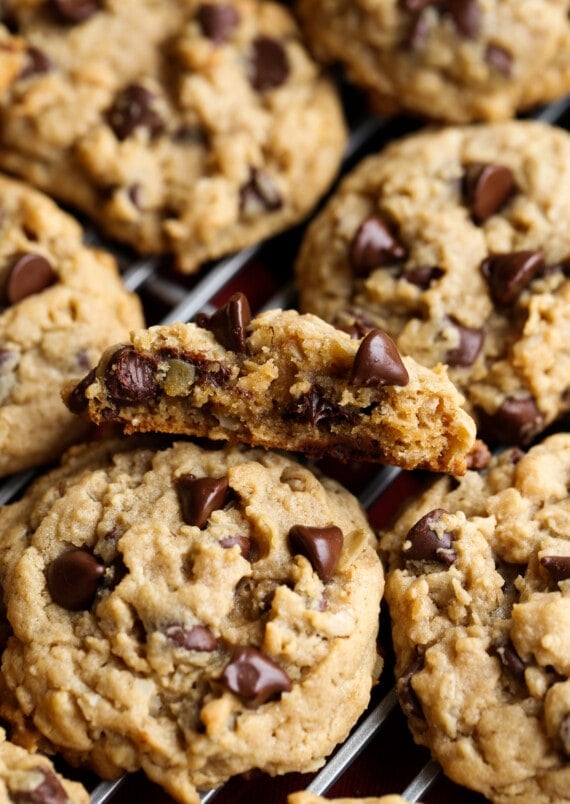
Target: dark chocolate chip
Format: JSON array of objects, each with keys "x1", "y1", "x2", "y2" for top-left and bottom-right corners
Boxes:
[
  {"x1": 445, "y1": 319, "x2": 484, "y2": 367},
  {"x1": 397, "y1": 653, "x2": 425, "y2": 719},
  {"x1": 195, "y1": 292, "x2": 251, "y2": 353},
  {"x1": 19, "y1": 46, "x2": 53, "y2": 79},
  {"x1": 350, "y1": 329, "x2": 409, "y2": 388},
  {"x1": 219, "y1": 534, "x2": 253, "y2": 559},
  {"x1": 10, "y1": 766, "x2": 69, "y2": 803},
  {"x1": 444, "y1": 0, "x2": 481, "y2": 37},
  {"x1": 462, "y1": 162, "x2": 516, "y2": 224},
  {"x1": 104, "y1": 346, "x2": 158, "y2": 404},
  {"x1": 481, "y1": 250, "x2": 544, "y2": 306},
  {"x1": 165, "y1": 623, "x2": 218, "y2": 651},
  {"x1": 540, "y1": 555, "x2": 570, "y2": 583},
  {"x1": 485, "y1": 44, "x2": 513, "y2": 76},
  {"x1": 495, "y1": 641, "x2": 525, "y2": 679},
  {"x1": 219, "y1": 645, "x2": 292, "y2": 707},
  {"x1": 197, "y1": 3, "x2": 240, "y2": 43},
  {"x1": 65, "y1": 368, "x2": 96, "y2": 414},
  {"x1": 239, "y1": 167, "x2": 282, "y2": 216},
  {"x1": 465, "y1": 439, "x2": 491, "y2": 470},
  {"x1": 176, "y1": 474, "x2": 230, "y2": 528},
  {"x1": 107, "y1": 84, "x2": 165, "y2": 141},
  {"x1": 52, "y1": 0, "x2": 101, "y2": 22},
  {"x1": 407, "y1": 11, "x2": 430, "y2": 48},
  {"x1": 401, "y1": 265, "x2": 444, "y2": 289},
  {"x1": 46, "y1": 548, "x2": 105, "y2": 611},
  {"x1": 4, "y1": 253, "x2": 56, "y2": 305},
  {"x1": 288, "y1": 385, "x2": 357, "y2": 427},
  {"x1": 248, "y1": 36, "x2": 289, "y2": 91},
  {"x1": 288, "y1": 524, "x2": 344, "y2": 582},
  {"x1": 349, "y1": 217, "x2": 407, "y2": 276},
  {"x1": 477, "y1": 396, "x2": 543, "y2": 446},
  {"x1": 403, "y1": 508, "x2": 456, "y2": 565}
]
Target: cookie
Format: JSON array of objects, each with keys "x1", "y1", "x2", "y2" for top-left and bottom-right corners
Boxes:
[
  {"x1": 295, "y1": 0, "x2": 570, "y2": 123},
  {"x1": 63, "y1": 293, "x2": 477, "y2": 474},
  {"x1": 0, "y1": 727, "x2": 88, "y2": 804},
  {"x1": 381, "y1": 433, "x2": 570, "y2": 803},
  {"x1": 296, "y1": 120, "x2": 570, "y2": 447},
  {"x1": 288, "y1": 795, "x2": 415, "y2": 804},
  {"x1": 0, "y1": 0, "x2": 347, "y2": 273},
  {"x1": 0, "y1": 437, "x2": 383, "y2": 803},
  {"x1": 0, "y1": 172, "x2": 144, "y2": 477}
]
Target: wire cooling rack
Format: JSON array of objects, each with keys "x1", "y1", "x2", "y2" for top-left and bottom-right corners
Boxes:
[{"x1": 5, "y1": 85, "x2": 570, "y2": 804}]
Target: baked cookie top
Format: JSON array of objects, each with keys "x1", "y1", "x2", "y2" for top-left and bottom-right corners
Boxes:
[
  {"x1": 0, "y1": 727, "x2": 88, "y2": 804},
  {"x1": 296, "y1": 120, "x2": 570, "y2": 447},
  {"x1": 0, "y1": 437, "x2": 383, "y2": 803},
  {"x1": 0, "y1": 172, "x2": 143, "y2": 477},
  {"x1": 295, "y1": 0, "x2": 570, "y2": 123},
  {"x1": 0, "y1": 0, "x2": 347, "y2": 273},
  {"x1": 63, "y1": 294, "x2": 477, "y2": 475},
  {"x1": 381, "y1": 433, "x2": 570, "y2": 803}
]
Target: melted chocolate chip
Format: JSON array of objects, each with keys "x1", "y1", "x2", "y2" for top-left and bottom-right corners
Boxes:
[
  {"x1": 462, "y1": 162, "x2": 516, "y2": 224},
  {"x1": 104, "y1": 346, "x2": 158, "y2": 404},
  {"x1": 107, "y1": 84, "x2": 165, "y2": 141},
  {"x1": 195, "y1": 292, "x2": 251, "y2": 353},
  {"x1": 4, "y1": 253, "x2": 56, "y2": 305},
  {"x1": 248, "y1": 36, "x2": 289, "y2": 91},
  {"x1": 10, "y1": 766, "x2": 69, "y2": 803},
  {"x1": 66, "y1": 368, "x2": 96, "y2": 414},
  {"x1": 445, "y1": 319, "x2": 484, "y2": 367},
  {"x1": 540, "y1": 555, "x2": 570, "y2": 583},
  {"x1": 165, "y1": 623, "x2": 218, "y2": 651},
  {"x1": 350, "y1": 329, "x2": 409, "y2": 388},
  {"x1": 46, "y1": 548, "x2": 105, "y2": 611},
  {"x1": 19, "y1": 46, "x2": 53, "y2": 79},
  {"x1": 401, "y1": 265, "x2": 444, "y2": 289},
  {"x1": 495, "y1": 641, "x2": 525, "y2": 679},
  {"x1": 219, "y1": 646, "x2": 292, "y2": 707},
  {"x1": 349, "y1": 217, "x2": 407, "y2": 276},
  {"x1": 485, "y1": 44, "x2": 512, "y2": 76},
  {"x1": 288, "y1": 385, "x2": 357, "y2": 427},
  {"x1": 197, "y1": 3, "x2": 240, "y2": 43},
  {"x1": 443, "y1": 0, "x2": 481, "y2": 37},
  {"x1": 481, "y1": 250, "x2": 544, "y2": 306},
  {"x1": 397, "y1": 654, "x2": 425, "y2": 719},
  {"x1": 288, "y1": 524, "x2": 344, "y2": 582},
  {"x1": 52, "y1": 0, "x2": 101, "y2": 22},
  {"x1": 477, "y1": 397, "x2": 543, "y2": 446},
  {"x1": 403, "y1": 508, "x2": 456, "y2": 565},
  {"x1": 219, "y1": 534, "x2": 253, "y2": 559},
  {"x1": 177, "y1": 474, "x2": 230, "y2": 528},
  {"x1": 239, "y1": 168, "x2": 282, "y2": 217},
  {"x1": 465, "y1": 439, "x2": 491, "y2": 470}
]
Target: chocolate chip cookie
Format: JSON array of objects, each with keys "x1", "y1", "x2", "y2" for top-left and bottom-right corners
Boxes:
[
  {"x1": 0, "y1": 0, "x2": 347, "y2": 273},
  {"x1": 0, "y1": 172, "x2": 143, "y2": 477},
  {"x1": 296, "y1": 120, "x2": 570, "y2": 447},
  {"x1": 0, "y1": 727, "x2": 88, "y2": 804},
  {"x1": 296, "y1": 0, "x2": 570, "y2": 123},
  {"x1": 63, "y1": 293, "x2": 477, "y2": 474},
  {"x1": 0, "y1": 436, "x2": 383, "y2": 803},
  {"x1": 381, "y1": 432, "x2": 570, "y2": 803}
]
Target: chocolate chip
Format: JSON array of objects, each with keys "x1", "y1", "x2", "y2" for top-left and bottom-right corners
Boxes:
[
  {"x1": 349, "y1": 217, "x2": 407, "y2": 276},
  {"x1": 485, "y1": 44, "x2": 512, "y2": 76},
  {"x1": 477, "y1": 396, "x2": 543, "y2": 446},
  {"x1": 248, "y1": 36, "x2": 289, "y2": 91},
  {"x1": 66, "y1": 368, "x2": 96, "y2": 414},
  {"x1": 401, "y1": 265, "x2": 444, "y2": 289},
  {"x1": 403, "y1": 508, "x2": 456, "y2": 565},
  {"x1": 4, "y1": 253, "x2": 56, "y2": 305},
  {"x1": 462, "y1": 162, "x2": 516, "y2": 224},
  {"x1": 176, "y1": 474, "x2": 230, "y2": 528},
  {"x1": 407, "y1": 12, "x2": 430, "y2": 48},
  {"x1": 197, "y1": 3, "x2": 240, "y2": 43},
  {"x1": 239, "y1": 168, "x2": 282, "y2": 217},
  {"x1": 19, "y1": 46, "x2": 53, "y2": 79},
  {"x1": 46, "y1": 548, "x2": 105, "y2": 611},
  {"x1": 495, "y1": 641, "x2": 525, "y2": 679},
  {"x1": 560, "y1": 714, "x2": 570, "y2": 756},
  {"x1": 350, "y1": 329, "x2": 409, "y2": 388},
  {"x1": 165, "y1": 623, "x2": 218, "y2": 651},
  {"x1": 465, "y1": 439, "x2": 491, "y2": 470},
  {"x1": 104, "y1": 346, "x2": 158, "y2": 404},
  {"x1": 288, "y1": 385, "x2": 357, "y2": 427},
  {"x1": 52, "y1": 0, "x2": 101, "y2": 22},
  {"x1": 397, "y1": 653, "x2": 425, "y2": 719},
  {"x1": 219, "y1": 534, "x2": 253, "y2": 559},
  {"x1": 481, "y1": 250, "x2": 544, "y2": 306},
  {"x1": 444, "y1": 0, "x2": 481, "y2": 38},
  {"x1": 445, "y1": 319, "x2": 484, "y2": 367},
  {"x1": 288, "y1": 524, "x2": 344, "y2": 582},
  {"x1": 10, "y1": 766, "x2": 69, "y2": 803},
  {"x1": 195, "y1": 292, "x2": 251, "y2": 353},
  {"x1": 219, "y1": 646, "x2": 292, "y2": 707},
  {"x1": 107, "y1": 84, "x2": 165, "y2": 141},
  {"x1": 540, "y1": 555, "x2": 570, "y2": 583}
]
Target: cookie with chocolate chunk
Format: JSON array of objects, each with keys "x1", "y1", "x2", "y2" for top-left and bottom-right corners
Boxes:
[
  {"x1": 62, "y1": 294, "x2": 476, "y2": 474},
  {"x1": 0, "y1": 436, "x2": 383, "y2": 803},
  {"x1": 296, "y1": 120, "x2": 570, "y2": 447},
  {"x1": 0, "y1": 172, "x2": 143, "y2": 477},
  {"x1": 381, "y1": 433, "x2": 570, "y2": 803},
  {"x1": 0, "y1": 0, "x2": 346, "y2": 273},
  {"x1": 296, "y1": 0, "x2": 570, "y2": 123}
]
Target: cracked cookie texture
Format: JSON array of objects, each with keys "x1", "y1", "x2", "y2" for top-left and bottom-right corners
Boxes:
[
  {"x1": 296, "y1": 120, "x2": 570, "y2": 447},
  {"x1": 381, "y1": 433, "x2": 570, "y2": 804},
  {"x1": 0, "y1": 437, "x2": 383, "y2": 804},
  {"x1": 0, "y1": 0, "x2": 347, "y2": 273}
]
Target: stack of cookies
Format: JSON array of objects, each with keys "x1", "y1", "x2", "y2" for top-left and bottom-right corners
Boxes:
[{"x1": 1, "y1": 1, "x2": 570, "y2": 803}]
